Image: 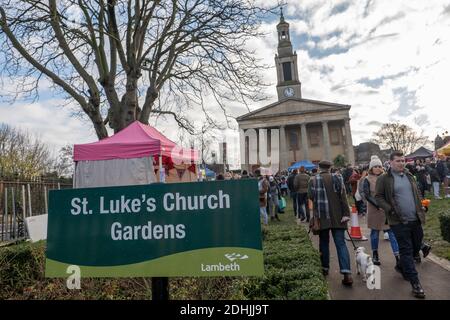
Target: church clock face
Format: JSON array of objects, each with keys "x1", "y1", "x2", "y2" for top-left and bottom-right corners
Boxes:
[{"x1": 283, "y1": 87, "x2": 294, "y2": 97}]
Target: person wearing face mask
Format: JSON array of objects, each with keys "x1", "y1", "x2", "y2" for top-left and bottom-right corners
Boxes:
[
  {"x1": 363, "y1": 156, "x2": 400, "y2": 268},
  {"x1": 376, "y1": 151, "x2": 427, "y2": 299}
]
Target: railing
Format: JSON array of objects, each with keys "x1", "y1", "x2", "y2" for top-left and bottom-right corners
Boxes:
[{"x1": 0, "y1": 179, "x2": 72, "y2": 243}]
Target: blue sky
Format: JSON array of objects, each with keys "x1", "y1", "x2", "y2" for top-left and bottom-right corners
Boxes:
[{"x1": 1, "y1": 0, "x2": 450, "y2": 166}]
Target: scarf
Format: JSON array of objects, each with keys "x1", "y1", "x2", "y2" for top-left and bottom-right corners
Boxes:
[{"x1": 312, "y1": 172, "x2": 345, "y2": 220}]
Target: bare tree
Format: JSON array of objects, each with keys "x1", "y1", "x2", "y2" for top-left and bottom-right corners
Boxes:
[
  {"x1": 52, "y1": 144, "x2": 74, "y2": 178},
  {"x1": 0, "y1": 123, "x2": 52, "y2": 178},
  {"x1": 0, "y1": 0, "x2": 274, "y2": 139},
  {"x1": 371, "y1": 122, "x2": 430, "y2": 155}
]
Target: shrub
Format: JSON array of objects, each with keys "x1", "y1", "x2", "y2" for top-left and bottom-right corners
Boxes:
[
  {"x1": 0, "y1": 223, "x2": 328, "y2": 300},
  {"x1": 439, "y1": 212, "x2": 450, "y2": 243}
]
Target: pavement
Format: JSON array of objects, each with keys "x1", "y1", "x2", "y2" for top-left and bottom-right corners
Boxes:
[{"x1": 305, "y1": 214, "x2": 450, "y2": 300}]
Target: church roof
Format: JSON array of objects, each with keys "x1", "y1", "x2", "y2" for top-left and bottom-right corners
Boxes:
[{"x1": 236, "y1": 97, "x2": 350, "y2": 122}]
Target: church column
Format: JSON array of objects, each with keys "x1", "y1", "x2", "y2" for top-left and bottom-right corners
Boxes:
[
  {"x1": 301, "y1": 123, "x2": 309, "y2": 161},
  {"x1": 344, "y1": 119, "x2": 355, "y2": 165},
  {"x1": 279, "y1": 125, "x2": 288, "y2": 171},
  {"x1": 322, "y1": 121, "x2": 331, "y2": 161}
]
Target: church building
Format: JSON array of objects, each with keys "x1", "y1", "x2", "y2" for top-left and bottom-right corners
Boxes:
[{"x1": 237, "y1": 12, "x2": 355, "y2": 172}]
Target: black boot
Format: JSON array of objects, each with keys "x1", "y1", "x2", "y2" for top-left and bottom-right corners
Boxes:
[
  {"x1": 275, "y1": 214, "x2": 281, "y2": 221},
  {"x1": 372, "y1": 250, "x2": 381, "y2": 266},
  {"x1": 421, "y1": 243, "x2": 432, "y2": 258},
  {"x1": 411, "y1": 281, "x2": 425, "y2": 299}
]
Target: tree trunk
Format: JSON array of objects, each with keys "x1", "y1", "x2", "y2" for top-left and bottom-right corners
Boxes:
[{"x1": 115, "y1": 75, "x2": 140, "y2": 133}]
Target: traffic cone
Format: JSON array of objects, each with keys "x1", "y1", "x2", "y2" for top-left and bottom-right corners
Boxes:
[{"x1": 347, "y1": 204, "x2": 367, "y2": 241}]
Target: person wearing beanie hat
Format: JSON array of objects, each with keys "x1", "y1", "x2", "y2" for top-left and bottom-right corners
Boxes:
[
  {"x1": 363, "y1": 155, "x2": 400, "y2": 268},
  {"x1": 369, "y1": 155, "x2": 383, "y2": 171}
]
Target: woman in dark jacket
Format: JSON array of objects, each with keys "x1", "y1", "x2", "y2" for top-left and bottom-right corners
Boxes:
[{"x1": 415, "y1": 164, "x2": 428, "y2": 199}]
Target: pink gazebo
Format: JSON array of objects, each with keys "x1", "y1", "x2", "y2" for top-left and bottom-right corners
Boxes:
[{"x1": 73, "y1": 121, "x2": 199, "y2": 188}]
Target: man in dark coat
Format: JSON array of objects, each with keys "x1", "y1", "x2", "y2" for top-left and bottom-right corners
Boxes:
[
  {"x1": 308, "y1": 160, "x2": 353, "y2": 286},
  {"x1": 375, "y1": 151, "x2": 427, "y2": 299}
]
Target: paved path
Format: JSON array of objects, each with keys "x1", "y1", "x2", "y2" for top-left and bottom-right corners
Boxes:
[{"x1": 306, "y1": 215, "x2": 450, "y2": 300}]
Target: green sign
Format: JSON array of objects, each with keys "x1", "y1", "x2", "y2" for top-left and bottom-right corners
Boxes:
[{"x1": 45, "y1": 180, "x2": 264, "y2": 277}]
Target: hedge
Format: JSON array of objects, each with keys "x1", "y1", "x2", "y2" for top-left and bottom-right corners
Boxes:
[
  {"x1": 439, "y1": 212, "x2": 450, "y2": 243},
  {"x1": 0, "y1": 224, "x2": 328, "y2": 300}
]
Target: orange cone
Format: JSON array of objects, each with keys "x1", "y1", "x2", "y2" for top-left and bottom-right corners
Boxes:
[{"x1": 348, "y1": 204, "x2": 367, "y2": 241}]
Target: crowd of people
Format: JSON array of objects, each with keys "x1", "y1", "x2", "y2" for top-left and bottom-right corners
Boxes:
[{"x1": 214, "y1": 152, "x2": 450, "y2": 299}]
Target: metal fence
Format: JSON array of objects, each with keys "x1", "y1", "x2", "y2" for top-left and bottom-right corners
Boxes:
[{"x1": 0, "y1": 179, "x2": 72, "y2": 242}]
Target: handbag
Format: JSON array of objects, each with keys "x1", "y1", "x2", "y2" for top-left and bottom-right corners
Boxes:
[
  {"x1": 309, "y1": 216, "x2": 320, "y2": 235},
  {"x1": 278, "y1": 197, "x2": 286, "y2": 210}
]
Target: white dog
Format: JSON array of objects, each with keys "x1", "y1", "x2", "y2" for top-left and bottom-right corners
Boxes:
[{"x1": 355, "y1": 247, "x2": 374, "y2": 282}]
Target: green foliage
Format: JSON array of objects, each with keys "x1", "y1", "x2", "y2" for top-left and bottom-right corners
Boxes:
[
  {"x1": 333, "y1": 154, "x2": 346, "y2": 168},
  {"x1": 439, "y1": 212, "x2": 450, "y2": 243},
  {"x1": 0, "y1": 241, "x2": 152, "y2": 300},
  {"x1": 243, "y1": 224, "x2": 328, "y2": 300},
  {"x1": 422, "y1": 194, "x2": 450, "y2": 261}
]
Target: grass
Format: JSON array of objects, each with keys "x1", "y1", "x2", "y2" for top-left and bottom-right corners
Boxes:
[{"x1": 422, "y1": 190, "x2": 450, "y2": 261}]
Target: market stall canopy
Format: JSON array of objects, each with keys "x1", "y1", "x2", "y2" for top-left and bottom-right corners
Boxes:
[
  {"x1": 288, "y1": 160, "x2": 317, "y2": 171},
  {"x1": 73, "y1": 121, "x2": 199, "y2": 188},
  {"x1": 405, "y1": 146, "x2": 433, "y2": 160},
  {"x1": 74, "y1": 121, "x2": 199, "y2": 163}
]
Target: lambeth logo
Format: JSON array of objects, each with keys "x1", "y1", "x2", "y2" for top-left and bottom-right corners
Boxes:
[
  {"x1": 200, "y1": 253, "x2": 249, "y2": 272},
  {"x1": 224, "y1": 253, "x2": 249, "y2": 262}
]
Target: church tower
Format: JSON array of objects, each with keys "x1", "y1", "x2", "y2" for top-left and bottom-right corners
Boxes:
[{"x1": 275, "y1": 8, "x2": 302, "y2": 101}]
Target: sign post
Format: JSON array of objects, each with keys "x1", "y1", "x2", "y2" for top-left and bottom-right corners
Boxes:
[{"x1": 45, "y1": 180, "x2": 264, "y2": 285}]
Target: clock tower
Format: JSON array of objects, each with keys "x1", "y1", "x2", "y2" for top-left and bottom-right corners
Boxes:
[{"x1": 275, "y1": 8, "x2": 302, "y2": 101}]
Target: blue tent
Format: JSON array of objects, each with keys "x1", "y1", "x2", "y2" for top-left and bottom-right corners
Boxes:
[
  {"x1": 204, "y1": 167, "x2": 216, "y2": 178},
  {"x1": 288, "y1": 160, "x2": 317, "y2": 171}
]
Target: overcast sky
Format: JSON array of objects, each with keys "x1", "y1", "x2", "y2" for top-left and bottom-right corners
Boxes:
[{"x1": 1, "y1": 0, "x2": 450, "y2": 167}]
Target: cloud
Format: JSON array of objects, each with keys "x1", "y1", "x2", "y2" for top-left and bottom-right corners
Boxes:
[
  {"x1": 0, "y1": 100, "x2": 96, "y2": 153},
  {"x1": 443, "y1": 4, "x2": 450, "y2": 15},
  {"x1": 2, "y1": 0, "x2": 450, "y2": 163},
  {"x1": 366, "y1": 121, "x2": 383, "y2": 127},
  {"x1": 330, "y1": 2, "x2": 351, "y2": 16},
  {"x1": 368, "y1": 12, "x2": 406, "y2": 36}
]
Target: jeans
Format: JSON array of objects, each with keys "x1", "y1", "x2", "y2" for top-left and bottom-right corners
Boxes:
[
  {"x1": 433, "y1": 182, "x2": 441, "y2": 198},
  {"x1": 390, "y1": 221, "x2": 423, "y2": 284},
  {"x1": 370, "y1": 229, "x2": 399, "y2": 256},
  {"x1": 290, "y1": 192, "x2": 298, "y2": 216},
  {"x1": 268, "y1": 196, "x2": 278, "y2": 218},
  {"x1": 260, "y1": 207, "x2": 268, "y2": 225},
  {"x1": 319, "y1": 229, "x2": 351, "y2": 274},
  {"x1": 297, "y1": 193, "x2": 308, "y2": 221}
]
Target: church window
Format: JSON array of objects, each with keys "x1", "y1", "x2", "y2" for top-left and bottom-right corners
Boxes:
[
  {"x1": 289, "y1": 130, "x2": 299, "y2": 150},
  {"x1": 282, "y1": 62, "x2": 292, "y2": 81},
  {"x1": 330, "y1": 128, "x2": 341, "y2": 145},
  {"x1": 309, "y1": 131, "x2": 320, "y2": 147},
  {"x1": 281, "y1": 31, "x2": 287, "y2": 40}
]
